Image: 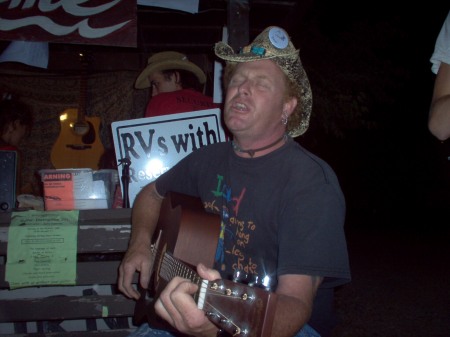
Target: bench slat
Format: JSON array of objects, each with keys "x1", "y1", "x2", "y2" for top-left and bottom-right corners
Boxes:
[
  {"x1": 0, "y1": 294, "x2": 135, "y2": 322},
  {"x1": 0, "y1": 260, "x2": 138, "y2": 288},
  {"x1": 0, "y1": 329, "x2": 135, "y2": 337}
]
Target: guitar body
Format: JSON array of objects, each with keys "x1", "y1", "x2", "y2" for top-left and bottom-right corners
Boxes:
[
  {"x1": 134, "y1": 192, "x2": 220, "y2": 327},
  {"x1": 51, "y1": 108, "x2": 104, "y2": 170},
  {"x1": 134, "y1": 193, "x2": 277, "y2": 337}
]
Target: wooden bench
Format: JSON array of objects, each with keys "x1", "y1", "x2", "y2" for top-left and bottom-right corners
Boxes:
[{"x1": 0, "y1": 209, "x2": 138, "y2": 337}]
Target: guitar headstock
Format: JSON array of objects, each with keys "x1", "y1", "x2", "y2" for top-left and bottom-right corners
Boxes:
[{"x1": 200, "y1": 278, "x2": 277, "y2": 337}]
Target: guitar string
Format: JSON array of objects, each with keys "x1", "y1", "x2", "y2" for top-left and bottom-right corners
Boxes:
[
  {"x1": 157, "y1": 252, "x2": 240, "y2": 331},
  {"x1": 158, "y1": 252, "x2": 242, "y2": 334},
  {"x1": 160, "y1": 253, "x2": 201, "y2": 284}
]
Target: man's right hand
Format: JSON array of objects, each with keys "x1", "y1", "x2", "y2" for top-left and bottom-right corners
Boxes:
[
  {"x1": 117, "y1": 182, "x2": 164, "y2": 300},
  {"x1": 118, "y1": 242, "x2": 153, "y2": 300}
]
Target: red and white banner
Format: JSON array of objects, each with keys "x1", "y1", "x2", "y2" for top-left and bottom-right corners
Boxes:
[{"x1": 0, "y1": 0, "x2": 137, "y2": 47}]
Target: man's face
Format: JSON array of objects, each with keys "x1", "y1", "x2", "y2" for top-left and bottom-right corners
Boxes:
[
  {"x1": 224, "y1": 59, "x2": 293, "y2": 139},
  {"x1": 148, "y1": 71, "x2": 180, "y2": 97},
  {"x1": 6, "y1": 120, "x2": 28, "y2": 147}
]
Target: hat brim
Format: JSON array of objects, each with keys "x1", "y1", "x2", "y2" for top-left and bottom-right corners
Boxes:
[
  {"x1": 135, "y1": 59, "x2": 207, "y2": 89},
  {"x1": 215, "y1": 41, "x2": 299, "y2": 63}
]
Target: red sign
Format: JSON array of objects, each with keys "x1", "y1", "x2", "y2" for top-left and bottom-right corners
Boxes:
[{"x1": 0, "y1": 0, "x2": 137, "y2": 47}]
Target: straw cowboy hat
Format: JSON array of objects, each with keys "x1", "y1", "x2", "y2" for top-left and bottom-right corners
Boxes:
[
  {"x1": 214, "y1": 26, "x2": 312, "y2": 137},
  {"x1": 135, "y1": 51, "x2": 207, "y2": 89}
]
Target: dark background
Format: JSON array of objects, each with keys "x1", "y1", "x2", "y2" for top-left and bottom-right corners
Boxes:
[{"x1": 285, "y1": 2, "x2": 450, "y2": 234}]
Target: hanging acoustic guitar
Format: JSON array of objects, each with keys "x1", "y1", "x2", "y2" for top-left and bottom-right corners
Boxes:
[{"x1": 51, "y1": 52, "x2": 104, "y2": 170}]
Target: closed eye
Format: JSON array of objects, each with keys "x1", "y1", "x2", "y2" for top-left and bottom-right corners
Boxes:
[{"x1": 229, "y1": 75, "x2": 245, "y2": 87}]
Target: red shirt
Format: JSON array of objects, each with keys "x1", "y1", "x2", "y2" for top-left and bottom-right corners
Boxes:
[
  {"x1": 145, "y1": 89, "x2": 219, "y2": 117},
  {"x1": 0, "y1": 144, "x2": 18, "y2": 151}
]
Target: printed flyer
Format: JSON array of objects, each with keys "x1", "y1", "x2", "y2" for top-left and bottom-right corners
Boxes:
[{"x1": 5, "y1": 210, "x2": 79, "y2": 289}]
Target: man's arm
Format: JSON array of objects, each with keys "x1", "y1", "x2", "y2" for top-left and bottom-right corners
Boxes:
[
  {"x1": 271, "y1": 274, "x2": 323, "y2": 337},
  {"x1": 429, "y1": 62, "x2": 450, "y2": 141},
  {"x1": 118, "y1": 182, "x2": 164, "y2": 299}
]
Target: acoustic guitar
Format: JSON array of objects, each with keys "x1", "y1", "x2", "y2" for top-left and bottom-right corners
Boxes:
[
  {"x1": 134, "y1": 192, "x2": 277, "y2": 337},
  {"x1": 51, "y1": 52, "x2": 104, "y2": 170}
]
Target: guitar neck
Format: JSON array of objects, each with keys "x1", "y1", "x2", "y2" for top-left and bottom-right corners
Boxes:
[
  {"x1": 78, "y1": 51, "x2": 91, "y2": 123},
  {"x1": 158, "y1": 252, "x2": 206, "y2": 305},
  {"x1": 78, "y1": 76, "x2": 86, "y2": 123}
]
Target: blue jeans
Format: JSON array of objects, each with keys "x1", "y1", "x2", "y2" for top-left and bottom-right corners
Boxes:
[{"x1": 127, "y1": 323, "x2": 321, "y2": 337}]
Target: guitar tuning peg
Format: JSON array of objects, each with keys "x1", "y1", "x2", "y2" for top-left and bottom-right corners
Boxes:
[
  {"x1": 232, "y1": 269, "x2": 248, "y2": 283},
  {"x1": 205, "y1": 311, "x2": 221, "y2": 320},
  {"x1": 247, "y1": 274, "x2": 259, "y2": 287},
  {"x1": 259, "y1": 275, "x2": 272, "y2": 289},
  {"x1": 232, "y1": 270, "x2": 274, "y2": 290},
  {"x1": 248, "y1": 274, "x2": 273, "y2": 291}
]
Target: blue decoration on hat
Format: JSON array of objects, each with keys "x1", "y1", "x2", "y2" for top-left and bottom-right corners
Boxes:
[
  {"x1": 268, "y1": 27, "x2": 289, "y2": 49},
  {"x1": 250, "y1": 45, "x2": 266, "y2": 56}
]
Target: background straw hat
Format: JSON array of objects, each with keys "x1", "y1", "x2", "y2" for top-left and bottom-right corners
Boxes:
[{"x1": 135, "y1": 51, "x2": 206, "y2": 89}]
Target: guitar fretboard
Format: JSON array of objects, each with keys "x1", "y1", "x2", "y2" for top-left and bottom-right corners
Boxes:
[
  {"x1": 159, "y1": 252, "x2": 204, "y2": 304},
  {"x1": 160, "y1": 252, "x2": 201, "y2": 285}
]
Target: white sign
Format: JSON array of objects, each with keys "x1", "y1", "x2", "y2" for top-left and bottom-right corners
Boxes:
[{"x1": 111, "y1": 109, "x2": 227, "y2": 206}]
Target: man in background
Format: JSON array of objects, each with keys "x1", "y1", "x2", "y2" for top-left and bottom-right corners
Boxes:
[
  {"x1": 135, "y1": 51, "x2": 218, "y2": 117},
  {"x1": 429, "y1": 10, "x2": 450, "y2": 141},
  {"x1": 0, "y1": 95, "x2": 35, "y2": 198}
]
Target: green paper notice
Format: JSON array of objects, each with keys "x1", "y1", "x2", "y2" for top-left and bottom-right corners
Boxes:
[{"x1": 5, "y1": 210, "x2": 79, "y2": 289}]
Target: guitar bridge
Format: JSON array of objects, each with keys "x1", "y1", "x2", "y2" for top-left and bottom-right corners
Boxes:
[{"x1": 67, "y1": 144, "x2": 92, "y2": 150}]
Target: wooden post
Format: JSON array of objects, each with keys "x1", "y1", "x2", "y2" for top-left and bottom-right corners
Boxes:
[{"x1": 227, "y1": 0, "x2": 250, "y2": 52}]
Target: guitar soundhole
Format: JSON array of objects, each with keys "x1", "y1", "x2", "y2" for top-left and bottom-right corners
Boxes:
[
  {"x1": 82, "y1": 121, "x2": 96, "y2": 144},
  {"x1": 73, "y1": 121, "x2": 90, "y2": 136}
]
